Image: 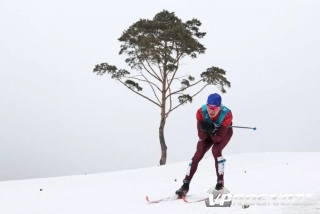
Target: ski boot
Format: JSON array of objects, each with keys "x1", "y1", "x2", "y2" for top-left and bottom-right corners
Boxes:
[
  {"x1": 215, "y1": 180, "x2": 224, "y2": 190},
  {"x1": 175, "y1": 179, "x2": 190, "y2": 198}
]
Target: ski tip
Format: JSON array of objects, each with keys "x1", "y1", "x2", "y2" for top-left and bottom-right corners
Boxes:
[
  {"x1": 146, "y1": 196, "x2": 150, "y2": 202},
  {"x1": 182, "y1": 196, "x2": 188, "y2": 203},
  {"x1": 253, "y1": 127, "x2": 257, "y2": 131}
]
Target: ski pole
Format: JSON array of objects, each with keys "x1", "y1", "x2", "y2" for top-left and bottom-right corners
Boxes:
[{"x1": 229, "y1": 126, "x2": 257, "y2": 131}]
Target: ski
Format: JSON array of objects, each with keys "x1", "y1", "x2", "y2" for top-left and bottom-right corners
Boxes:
[
  {"x1": 182, "y1": 196, "x2": 208, "y2": 203},
  {"x1": 182, "y1": 187, "x2": 230, "y2": 204},
  {"x1": 146, "y1": 195, "x2": 178, "y2": 203},
  {"x1": 146, "y1": 194, "x2": 195, "y2": 203}
]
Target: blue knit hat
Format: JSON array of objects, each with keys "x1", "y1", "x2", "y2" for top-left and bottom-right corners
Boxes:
[{"x1": 207, "y1": 93, "x2": 221, "y2": 106}]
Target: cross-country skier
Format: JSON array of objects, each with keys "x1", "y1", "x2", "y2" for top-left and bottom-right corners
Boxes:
[{"x1": 175, "y1": 93, "x2": 233, "y2": 198}]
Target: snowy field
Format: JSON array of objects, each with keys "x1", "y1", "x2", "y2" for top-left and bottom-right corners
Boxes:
[{"x1": 0, "y1": 152, "x2": 319, "y2": 214}]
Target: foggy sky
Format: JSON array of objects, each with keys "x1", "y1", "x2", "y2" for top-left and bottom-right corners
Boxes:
[{"x1": 1, "y1": 0, "x2": 320, "y2": 181}]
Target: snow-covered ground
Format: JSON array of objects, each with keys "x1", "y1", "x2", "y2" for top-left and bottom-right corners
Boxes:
[{"x1": 0, "y1": 152, "x2": 319, "y2": 214}]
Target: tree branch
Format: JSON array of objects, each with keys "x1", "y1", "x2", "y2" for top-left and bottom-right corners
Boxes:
[
  {"x1": 165, "y1": 77, "x2": 173, "y2": 119},
  {"x1": 165, "y1": 52, "x2": 183, "y2": 92},
  {"x1": 168, "y1": 74, "x2": 188, "y2": 82},
  {"x1": 156, "y1": 62, "x2": 164, "y2": 80},
  {"x1": 127, "y1": 76, "x2": 162, "y2": 92},
  {"x1": 139, "y1": 72, "x2": 161, "y2": 104},
  {"x1": 166, "y1": 78, "x2": 203, "y2": 99},
  {"x1": 165, "y1": 83, "x2": 209, "y2": 116},
  {"x1": 139, "y1": 60, "x2": 162, "y2": 82},
  {"x1": 118, "y1": 79, "x2": 161, "y2": 107},
  {"x1": 130, "y1": 74, "x2": 143, "y2": 78},
  {"x1": 191, "y1": 83, "x2": 208, "y2": 98},
  {"x1": 165, "y1": 39, "x2": 185, "y2": 91},
  {"x1": 133, "y1": 47, "x2": 162, "y2": 82},
  {"x1": 145, "y1": 59, "x2": 163, "y2": 82}
]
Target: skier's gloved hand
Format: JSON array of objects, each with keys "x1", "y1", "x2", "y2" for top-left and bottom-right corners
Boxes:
[
  {"x1": 207, "y1": 122, "x2": 217, "y2": 135},
  {"x1": 200, "y1": 121, "x2": 208, "y2": 133},
  {"x1": 200, "y1": 121, "x2": 217, "y2": 134}
]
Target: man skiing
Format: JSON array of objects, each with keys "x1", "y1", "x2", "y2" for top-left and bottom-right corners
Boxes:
[{"x1": 175, "y1": 93, "x2": 233, "y2": 198}]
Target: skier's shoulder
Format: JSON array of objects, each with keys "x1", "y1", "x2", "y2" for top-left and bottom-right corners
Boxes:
[
  {"x1": 221, "y1": 104, "x2": 231, "y2": 112},
  {"x1": 221, "y1": 109, "x2": 233, "y2": 127},
  {"x1": 196, "y1": 107, "x2": 204, "y2": 122},
  {"x1": 221, "y1": 105, "x2": 232, "y2": 117}
]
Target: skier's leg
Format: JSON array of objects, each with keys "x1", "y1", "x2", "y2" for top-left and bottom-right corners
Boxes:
[
  {"x1": 175, "y1": 138, "x2": 213, "y2": 197},
  {"x1": 212, "y1": 127, "x2": 233, "y2": 183},
  {"x1": 184, "y1": 138, "x2": 213, "y2": 181}
]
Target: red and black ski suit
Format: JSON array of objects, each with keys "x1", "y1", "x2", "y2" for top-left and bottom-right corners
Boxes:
[{"x1": 184, "y1": 107, "x2": 233, "y2": 182}]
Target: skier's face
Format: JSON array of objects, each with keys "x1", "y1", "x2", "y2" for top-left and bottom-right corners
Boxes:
[{"x1": 207, "y1": 105, "x2": 221, "y2": 118}]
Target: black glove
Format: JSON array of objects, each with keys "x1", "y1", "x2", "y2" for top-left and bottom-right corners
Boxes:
[{"x1": 200, "y1": 121, "x2": 217, "y2": 135}]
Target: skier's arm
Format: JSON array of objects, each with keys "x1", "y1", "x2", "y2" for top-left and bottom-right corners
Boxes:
[
  {"x1": 196, "y1": 108, "x2": 208, "y2": 141},
  {"x1": 211, "y1": 111, "x2": 233, "y2": 143},
  {"x1": 197, "y1": 121, "x2": 208, "y2": 141}
]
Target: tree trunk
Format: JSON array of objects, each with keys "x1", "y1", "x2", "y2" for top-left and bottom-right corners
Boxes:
[
  {"x1": 159, "y1": 115, "x2": 167, "y2": 165},
  {"x1": 159, "y1": 61, "x2": 168, "y2": 165}
]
